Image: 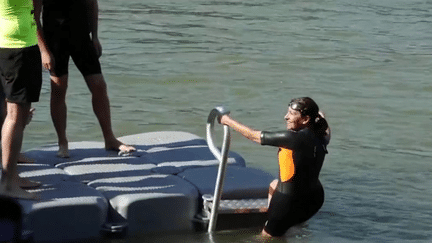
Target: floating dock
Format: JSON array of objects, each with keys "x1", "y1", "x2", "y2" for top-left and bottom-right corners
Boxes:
[{"x1": 13, "y1": 131, "x2": 274, "y2": 242}]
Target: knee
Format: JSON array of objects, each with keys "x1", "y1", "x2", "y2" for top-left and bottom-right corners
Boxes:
[
  {"x1": 5, "y1": 103, "x2": 30, "y2": 127},
  {"x1": 85, "y1": 74, "x2": 107, "y2": 93},
  {"x1": 50, "y1": 77, "x2": 68, "y2": 97}
]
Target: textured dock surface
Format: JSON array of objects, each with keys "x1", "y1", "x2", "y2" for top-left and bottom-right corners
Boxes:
[{"x1": 15, "y1": 131, "x2": 273, "y2": 242}]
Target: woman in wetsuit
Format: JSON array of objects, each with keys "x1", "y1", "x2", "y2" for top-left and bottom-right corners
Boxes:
[{"x1": 220, "y1": 97, "x2": 331, "y2": 237}]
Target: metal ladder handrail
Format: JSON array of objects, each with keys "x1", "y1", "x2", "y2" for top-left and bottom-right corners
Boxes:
[{"x1": 206, "y1": 106, "x2": 230, "y2": 233}]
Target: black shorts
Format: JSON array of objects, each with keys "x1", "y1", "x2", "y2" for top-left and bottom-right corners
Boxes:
[
  {"x1": 42, "y1": 14, "x2": 102, "y2": 77},
  {"x1": 0, "y1": 45, "x2": 42, "y2": 103},
  {"x1": 264, "y1": 187, "x2": 324, "y2": 237}
]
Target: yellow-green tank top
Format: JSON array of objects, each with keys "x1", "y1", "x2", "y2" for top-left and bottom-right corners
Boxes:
[{"x1": 0, "y1": 0, "x2": 37, "y2": 48}]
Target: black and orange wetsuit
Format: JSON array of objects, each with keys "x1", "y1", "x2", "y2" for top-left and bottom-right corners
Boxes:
[{"x1": 261, "y1": 127, "x2": 328, "y2": 236}]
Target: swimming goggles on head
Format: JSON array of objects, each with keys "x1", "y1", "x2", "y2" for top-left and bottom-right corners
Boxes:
[{"x1": 289, "y1": 101, "x2": 307, "y2": 115}]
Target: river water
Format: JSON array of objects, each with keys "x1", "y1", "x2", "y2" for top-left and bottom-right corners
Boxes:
[{"x1": 24, "y1": 0, "x2": 432, "y2": 242}]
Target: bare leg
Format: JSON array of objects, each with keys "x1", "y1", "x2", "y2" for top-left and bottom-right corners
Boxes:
[
  {"x1": 50, "y1": 75, "x2": 69, "y2": 158},
  {"x1": 0, "y1": 99, "x2": 36, "y2": 167},
  {"x1": 17, "y1": 107, "x2": 36, "y2": 163},
  {"x1": 84, "y1": 74, "x2": 135, "y2": 153},
  {"x1": 259, "y1": 179, "x2": 279, "y2": 237},
  {"x1": 0, "y1": 102, "x2": 38, "y2": 200},
  {"x1": 261, "y1": 228, "x2": 274, "y2": 237},
  {"x1": 268, "y1": 179, "x2": 278, "y2": 205}
]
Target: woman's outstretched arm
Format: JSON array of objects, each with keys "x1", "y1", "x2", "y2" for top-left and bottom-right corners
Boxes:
[{"x1": 220, "y1": 115, "x2": 262, "y2": 144}]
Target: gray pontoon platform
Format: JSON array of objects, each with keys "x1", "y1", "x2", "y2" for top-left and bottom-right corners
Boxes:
[{"x1": 12, "y1": 131, "x2": 273, "y2": 242}]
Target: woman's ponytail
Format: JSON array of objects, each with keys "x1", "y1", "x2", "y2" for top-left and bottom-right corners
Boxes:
[{"x1": 313, "y1": 113, "x2": 329, "y2": 138}]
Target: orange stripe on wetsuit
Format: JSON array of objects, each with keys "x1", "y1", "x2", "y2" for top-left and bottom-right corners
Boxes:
[{"x1": 278, "y1": 148, "x2": 295, "y2": 182}]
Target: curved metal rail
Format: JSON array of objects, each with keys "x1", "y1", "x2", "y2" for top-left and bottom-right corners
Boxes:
[{"x1": 206, "y1": 106, "x2": 230, "y2": 233}]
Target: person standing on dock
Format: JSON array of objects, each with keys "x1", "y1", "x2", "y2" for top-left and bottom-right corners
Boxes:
[
  {"x1": 0, "y1": 0, "x2": 53, "y2": 199},
  {"x1": 41, "y1": 0, "x2": 135, "y2": 158},
  {"x1": 220, "y1": 97, "x2": 331, "y2": 237}
]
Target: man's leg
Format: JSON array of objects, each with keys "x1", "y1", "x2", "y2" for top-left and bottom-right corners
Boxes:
[
  {"x1": 50, "y1": 74, "x2": 70, "y2": 157},
  {"x1": 0, "y1": 102, "x2": 38, "y2": 199},
  {"x1": 1, "y1": 99, "x2": 35, "y2": 163},
  {"x1": 84, "y1": 74, "x2": 135, "y2": 153}
]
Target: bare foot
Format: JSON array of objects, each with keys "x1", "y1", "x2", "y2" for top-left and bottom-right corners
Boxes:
[
  {"x1": 18, "y1": 176, "x2": 41, "y2": 189},
  {"x1": 105, "y1": 139, "x2": 136, "y2": 154},
  {"x1": 0, "y1": 182, "x2": 40, "y2": 200},
  {"x1": 17, "y1": 153, "x2": 35, "y2": 164},
  {"x1": 260, "y1": 228, "x2": 278, "y2": 238},
  {"x1": 57, "y1": 144, "x2": 69, "y2": 158}
]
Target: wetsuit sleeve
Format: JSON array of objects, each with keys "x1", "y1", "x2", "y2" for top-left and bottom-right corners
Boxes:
[{"x1": 261, "y1": 131, "x2": 300, "y2": 149}]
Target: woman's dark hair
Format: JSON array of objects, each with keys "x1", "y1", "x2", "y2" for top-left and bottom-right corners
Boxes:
[{"x1": 289, "y1": 97, "x2": 329, "y2": 138}]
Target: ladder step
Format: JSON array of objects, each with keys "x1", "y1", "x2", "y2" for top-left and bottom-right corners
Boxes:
[{"x1": 203, "y1": 195, "x2": 268, "y2": 215}]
